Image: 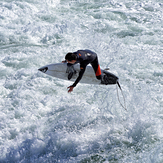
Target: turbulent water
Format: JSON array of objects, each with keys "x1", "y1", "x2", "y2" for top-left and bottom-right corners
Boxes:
[{"x1": 0, "y1": 0, "x2": 163, "y2": 162}]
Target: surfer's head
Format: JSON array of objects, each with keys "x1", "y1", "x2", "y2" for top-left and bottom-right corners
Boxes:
[{"x1": 65, "y1": 52, "x2": 77, "y2": 64}]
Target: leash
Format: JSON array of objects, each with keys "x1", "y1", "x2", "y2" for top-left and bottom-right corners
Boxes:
[{"x1": 116, "y1": 81, "x2": 127, "y2": 111}]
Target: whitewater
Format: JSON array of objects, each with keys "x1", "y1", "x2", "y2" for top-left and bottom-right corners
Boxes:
[{"x1": 0, "y1": 0, "x2": 163, "y2": 162}]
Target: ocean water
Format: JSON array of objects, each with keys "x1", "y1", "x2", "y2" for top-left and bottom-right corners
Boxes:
[{"x1": 0, "y1": 0, "x2": 163, "y2": 162}]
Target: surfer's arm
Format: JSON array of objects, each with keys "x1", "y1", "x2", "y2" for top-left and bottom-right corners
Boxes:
[{"x1": 72, "y1": 66, "x2": 86, "y2": 87}]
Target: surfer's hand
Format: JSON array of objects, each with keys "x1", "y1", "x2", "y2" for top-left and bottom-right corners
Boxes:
[
  {"x1": 67, "y1": 86, "x2": 74, "y2": 93},
  {"x1": 62, "y1": 60, "x2": 67, "y2": 63}
]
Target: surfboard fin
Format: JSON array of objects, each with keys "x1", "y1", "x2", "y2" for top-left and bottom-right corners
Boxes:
[{"x1": 104, "y1": 68, "x2": 110, "y2": 71}]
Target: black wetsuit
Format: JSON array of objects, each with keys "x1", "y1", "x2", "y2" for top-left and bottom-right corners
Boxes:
[{"x1": 68, "y1": 50, "x2": 102, "y2": 87}]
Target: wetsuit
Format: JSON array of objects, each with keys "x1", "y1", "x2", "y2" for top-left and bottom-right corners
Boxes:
[{"x1": 68, "y1": 50, "x2": 102, "y2": 87}]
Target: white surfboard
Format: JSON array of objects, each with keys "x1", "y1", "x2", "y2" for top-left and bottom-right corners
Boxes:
[
  {"x1": 38, "y1": 63, "x2": 118, "y2": 85},
  {"x1": 38, "y1": 63, "x2": 127, "y2": 110}
]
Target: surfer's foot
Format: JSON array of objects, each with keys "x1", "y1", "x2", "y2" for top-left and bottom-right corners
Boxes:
[{"x1": 101, "y1": 73, "x2": 110, "y2": 85}]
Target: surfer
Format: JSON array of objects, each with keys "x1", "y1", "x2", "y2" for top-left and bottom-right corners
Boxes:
[{"x1": 63, "y1": 49, "x2": 110, "y2": 93}]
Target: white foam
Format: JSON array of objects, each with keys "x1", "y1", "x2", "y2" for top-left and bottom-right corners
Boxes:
[{"x1": 0, "y1": 0, "x2": 163, "y2": 162}]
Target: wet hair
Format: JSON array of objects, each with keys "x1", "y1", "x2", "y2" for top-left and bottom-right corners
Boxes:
[{"x1": 65, "y1": 52, "x2": 77, "y2": 61}]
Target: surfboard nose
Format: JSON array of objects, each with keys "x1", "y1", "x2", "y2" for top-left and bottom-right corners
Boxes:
[{"x1": 38, "y1": 67, "x2": 48, "y2": 73}]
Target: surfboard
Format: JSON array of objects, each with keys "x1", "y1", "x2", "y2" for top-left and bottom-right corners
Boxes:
[
  {"x1": 38, "y1": 63, "x2": 118, "y2": 85},
  {"x1": 38, "y1": 63, "x2": 127, "y2": 110}
]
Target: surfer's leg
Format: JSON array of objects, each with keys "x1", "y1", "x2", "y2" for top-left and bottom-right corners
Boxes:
[
  {"x1": 91, "y1": 57, "x2": 115, "y2": 85},
  {"x1": 91, "y1": 57, "x2": 102, "y2": 80}
]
